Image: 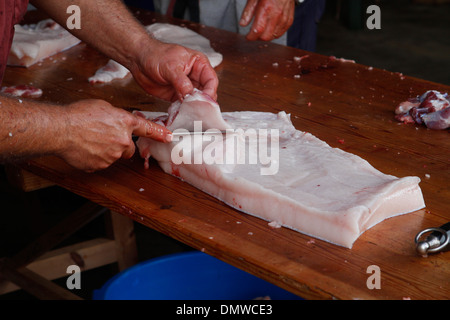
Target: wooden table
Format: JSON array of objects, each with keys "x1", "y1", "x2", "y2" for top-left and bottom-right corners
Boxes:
[{"x1": 3, "y1": 10, "x2": 449, "y2": 300}]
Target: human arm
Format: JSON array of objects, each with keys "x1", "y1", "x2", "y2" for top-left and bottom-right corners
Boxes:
[
  {"x1": 0, "y1": 95, "x2": 171, "y2": 172},
  {"x1": 30, "y1": 0, "x2": 218, "y2": 101},
  {"x1": 240, "y1": 0, "x2": 295, "y2": 42}
]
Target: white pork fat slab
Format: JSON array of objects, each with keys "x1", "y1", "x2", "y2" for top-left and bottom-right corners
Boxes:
[
  {"x1": 7, "y1": 19, "x2": 81, "y2": 67},
  {"x1": 136, "y1": 91, "x2": 425, "y2": 248}
]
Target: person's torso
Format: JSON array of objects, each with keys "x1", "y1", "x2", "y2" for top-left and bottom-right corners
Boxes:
[{"x1": 0, "y1": 0, "x2": 29, "y2": 83}]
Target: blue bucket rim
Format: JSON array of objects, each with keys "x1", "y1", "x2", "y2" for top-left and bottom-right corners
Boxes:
[
  {"x1": 93, "y1": 250, "x2": 301, "y2": 300},
  {"x1": 94, "y1": 251, "x2": 203, "y2": 298}
]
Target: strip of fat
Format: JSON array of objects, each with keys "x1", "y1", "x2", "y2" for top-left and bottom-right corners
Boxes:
[
  {"x1": 7, "y1": 19, "x2": 81, "y2": 67},
  {"x1": 136, "y1": 90, "x2": 425, "y2": 248}
]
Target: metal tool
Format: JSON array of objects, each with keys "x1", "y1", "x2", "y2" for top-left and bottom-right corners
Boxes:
[
  {"x1": 415, "y1": 222, "x2": 450, "y2": 256},
  {"x1": 171, "y1": 130, "x2": 230, "y2": 137}
]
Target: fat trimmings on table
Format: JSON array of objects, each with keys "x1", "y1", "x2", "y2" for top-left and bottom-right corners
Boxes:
[{"x1": 7, "y1": 19, "x2": 81, "y2": 67}]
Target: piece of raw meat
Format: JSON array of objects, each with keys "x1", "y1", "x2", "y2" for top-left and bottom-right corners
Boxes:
[
  {"x1": 1, "y1": 85, "x2": 42, "y2": 98},
  {"x1": 88, "y1": 60, "x2": 130, "y2": 84},
  {"x1": 7, "y1": 19, "x2": 81, "y2": 67},
  {"x1": 421, "y1": 107, "x2": 450, "y2": 130},
  {"x1": 165, "y1": 90, "x2": 231, "y2": 131},
  {"x1": 135, "y1": 90, "x2": 231, "y2": 169},
  {"x1": 136, "y1": 91, "x2": 425, "y2": 248},
  {"x1": 89, "y1": 23, "x2": 223, "y2": 84},
  {"x1": 395, "y1": 90, "x2": 450, "y2": 129}
]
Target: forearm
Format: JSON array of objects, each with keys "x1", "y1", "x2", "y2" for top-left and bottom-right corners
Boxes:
[
  {"x1": 30, "y1": 0, "x2": 218, "y2": 101},
  {"x1": 0, "y1": 94, "x2": 172, "y2": 171},
  {"x1": 30, "y1": 0, "x2": 155, "y2": 70},
  {"x1": 0, "y1": 95, "x2": 67, "y2": 163}
]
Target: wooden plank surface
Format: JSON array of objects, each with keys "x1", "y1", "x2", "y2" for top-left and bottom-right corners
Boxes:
[{"x1": 3, "y1": 10, "x2": 449, "y2": 300}]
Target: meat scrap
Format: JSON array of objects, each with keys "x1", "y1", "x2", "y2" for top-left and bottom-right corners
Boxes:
[
  {"x1": 1, "y1": 85, "x2": 42, "y2": 98},
  {"x1": 7, "y1": 19, "x2": 81, "y2": 67},
  {"x1": 329, "y1": 56, "x2": 356, "y2": 63},
  {"x1": 88, "y1": 59, "x2": 130, "y2": 84},
  {"x1": 395, "y1": 90, "x2": 450, "y2": 130},
  {"x1": 136, "y1": 90, "x2": 425, "y2": 248}
]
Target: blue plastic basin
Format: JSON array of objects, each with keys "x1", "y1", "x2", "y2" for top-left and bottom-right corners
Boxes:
[{"x1": 93, "y1": 251, "x2": 301, "y2": 300}]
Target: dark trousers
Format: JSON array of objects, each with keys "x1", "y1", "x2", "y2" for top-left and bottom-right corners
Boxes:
[
  {"x1": 287, "y1": 0, "x2": 326, "y2": 52},
  {"x1": 173, "y1": 0, "x2": 200, "y2": 23}
]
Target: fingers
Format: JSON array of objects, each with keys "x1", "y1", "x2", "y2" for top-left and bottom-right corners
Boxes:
[
  {"x1": 123, "y1": 115, "x2": 172, "y2": 162},
  {"x1": 200, "y1": 76, "x2": 219, "y2": 102},
  {"x1": 259, "y1": 15, "x2": 282, "y2": 41},
  {"x1": 188, "y1": 54, "x2": 219, "y2": 101},
  {"x1": 62, "y1": 100, "x2": 174, "y2": 172},
  {"x1": 167, "y1": 53, "x2": 219, "y2": 102},
  {"x1": 132, "y1": 39, "x2": 219, "y2": 102},
  {"x1": 274, "y1": 2, "x2": 294, "y2": 38},
  {"x1": 240, "y1": 0, "x2": 259, "y2": 27},
  {"x1": 168, "y1": 56, "x2": 197, "y2": 101},
  {"x1": 121, "y1": 142, "x2": 136, "y2": 160},
  {"x1": 246, "y1": 10, "x2": 269, "y2": 41},
  {"x1": 242, "y1": 0, "x2": 295, "y2": 42},
  {"x1": 132, "y1": 115, "x2": 173, "y2": 143}
]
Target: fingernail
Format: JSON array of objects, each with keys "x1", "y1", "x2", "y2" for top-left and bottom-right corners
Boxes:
[{"x1": 165, "y1": 133, "x2": 173, "y2": 143}]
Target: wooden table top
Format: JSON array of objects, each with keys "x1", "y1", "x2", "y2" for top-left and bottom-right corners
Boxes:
[{"x1": 3, "y1": 10, "x2": 449, "y2": 300}]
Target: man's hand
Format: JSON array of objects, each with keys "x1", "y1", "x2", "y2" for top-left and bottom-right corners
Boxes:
[
  {"x1": 0, "y1": 96, "x2": 171, "y2": 172},
  {"x1": 31, "y1": 0, "x2": 219, "y2": 102},
  {"x1": 240, "y1": 0, "x2": 295, "y2": 41},
  {"x1": 130, "y1": 40, "x2": 219, "y2": 102},
  {"x1": 60, "y1": 99, "x2": 171, "y2": 172}
]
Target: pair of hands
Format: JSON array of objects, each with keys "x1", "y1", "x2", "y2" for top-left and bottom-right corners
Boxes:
[
  {"x1": 64, "y1": 42, "x2": 218, "y2": 172},
  {"x1": 65, "y1": 0, "x2": 294, "y2": 172}
]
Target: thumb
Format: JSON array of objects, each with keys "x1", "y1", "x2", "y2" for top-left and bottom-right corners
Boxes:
[{"x1": 132, "y1": 115, "x2": 173, "y2": 143}]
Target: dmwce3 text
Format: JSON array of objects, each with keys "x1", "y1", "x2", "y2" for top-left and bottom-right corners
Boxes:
[
  {"x1": 221, "y1": 304, "x2": 272, "y2": 315},
  {"x1": 176, "y1": 304, "x2": 273, "y2": 317}
]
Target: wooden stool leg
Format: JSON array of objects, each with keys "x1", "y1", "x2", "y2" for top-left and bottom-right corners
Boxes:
[
  {"x1": 0, "y1": 203, "x2": 139, "y2": 299},
  {"x1": 0, "y1": 259, "x2": 82, "y2": 300},
  {"x1": 109, "y1": 211, "x2": 138, "y2": 271},
  {"x1": 8, "y1": 202, "x2": 108, "y2": 269}
]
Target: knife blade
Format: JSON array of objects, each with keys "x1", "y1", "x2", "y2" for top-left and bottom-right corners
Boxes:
[{"x1": 171, "y1": 130, "x2": 231, "y2": 136}]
